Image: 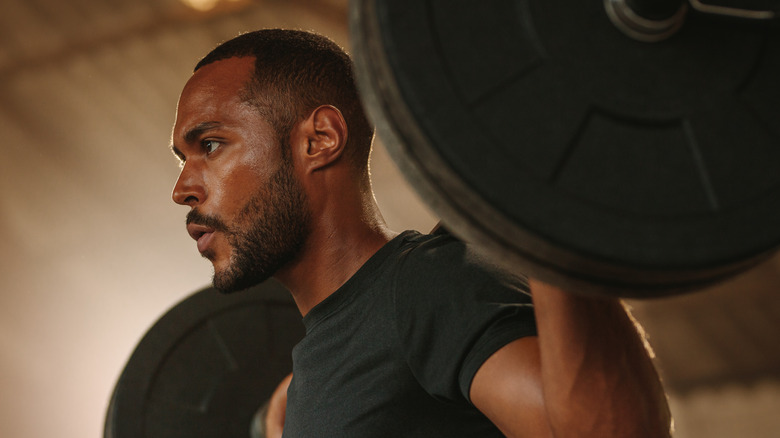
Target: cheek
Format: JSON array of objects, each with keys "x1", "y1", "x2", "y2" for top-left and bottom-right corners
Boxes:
[
  {"x1": 204, "y1": 141, "x2": 279, "y2": 214},
  {"x1": 207, "y1": 164, "x2": 265, "y2": 216}
]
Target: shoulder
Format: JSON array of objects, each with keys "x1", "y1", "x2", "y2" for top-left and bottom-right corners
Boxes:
[
  {"x1": 394, "y1": 230, "x2": 530, "y2": 297},
  {"x1": 388, "y1": 230, "x2": 531, "y2": 313},
  {"x1": 388, "y1": 230, "x2": 537, "y2": 403}
]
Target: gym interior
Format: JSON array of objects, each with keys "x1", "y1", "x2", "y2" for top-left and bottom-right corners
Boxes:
[{"x1": 1, "y1": 0, "x2": 778, "y2": 437}]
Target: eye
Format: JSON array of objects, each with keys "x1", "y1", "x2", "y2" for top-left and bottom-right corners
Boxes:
[{"x1": 202, "y1": 140, "x2": 221, "y2": 155}]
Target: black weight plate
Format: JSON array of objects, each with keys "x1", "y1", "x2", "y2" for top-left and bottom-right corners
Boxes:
[
  {"x1": 350, "y1": 0, "x2": 780, "y2": 296},
  {"x1": 105, "y1": 280, "x2": 303, "y2": 438}
]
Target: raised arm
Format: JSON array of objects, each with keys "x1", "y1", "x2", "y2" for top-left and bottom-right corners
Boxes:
[{"x1": 471, "y1": 278, "x2": 672, "y2": 438}]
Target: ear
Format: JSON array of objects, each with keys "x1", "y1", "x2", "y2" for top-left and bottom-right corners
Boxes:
[{"x1": 297, "y1": 105, "x2": 348, "y2": 173}]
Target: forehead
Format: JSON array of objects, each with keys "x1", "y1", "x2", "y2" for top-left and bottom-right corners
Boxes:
[{"x1": 174, "y1": 57, "x2": 257, "y2": 130}]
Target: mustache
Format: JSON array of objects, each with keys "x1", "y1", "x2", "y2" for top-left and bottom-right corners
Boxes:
[{"x1": 186, "y1": 209, "x2": 229, "y2": 233}]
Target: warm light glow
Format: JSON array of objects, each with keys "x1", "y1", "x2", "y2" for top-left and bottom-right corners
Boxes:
[{"x1": 179, "y1": 0, "x2": 221, "y2": 11}]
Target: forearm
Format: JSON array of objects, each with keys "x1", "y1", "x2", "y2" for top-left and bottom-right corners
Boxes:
[{"x1": 530, "y1": 279, "x2": 672, "y2": 437}]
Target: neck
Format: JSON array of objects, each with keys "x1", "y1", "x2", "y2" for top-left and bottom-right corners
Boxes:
[{"x1": 273, "y1": 184, "x2": 398, "y2": 316}]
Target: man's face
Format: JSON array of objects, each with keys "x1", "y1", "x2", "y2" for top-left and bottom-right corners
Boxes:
[{"x1": 171, "y1": 57, "x2": 310, "y2": 292}]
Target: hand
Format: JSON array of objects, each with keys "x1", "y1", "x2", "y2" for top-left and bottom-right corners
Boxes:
[
  {"x1": 266, "y1": 373, "x2": 292, "y2": 438},
  {"x1": 251, "y1": 373, "x2": 292, "y2": 438}
]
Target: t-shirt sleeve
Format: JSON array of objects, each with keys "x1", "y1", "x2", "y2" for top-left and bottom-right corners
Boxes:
[{"x1": 391, "y1": 234, "x2": 537, "y2": 405}]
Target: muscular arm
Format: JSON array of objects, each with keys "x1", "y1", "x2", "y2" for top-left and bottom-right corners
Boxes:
[{"x1": 471, "y1": 279, "x2": 672, "y2": 438}]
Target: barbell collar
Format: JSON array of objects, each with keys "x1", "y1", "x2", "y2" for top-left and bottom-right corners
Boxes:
[
  {"x1": 605, "y1": 0, "x2": 689, "y2": 42},
  {"x1": 688, "y1": 0, "x2": 777, "y2": 20},
  {"x1": 627, "y1": 0, "x2": 686, "y2": 20}
]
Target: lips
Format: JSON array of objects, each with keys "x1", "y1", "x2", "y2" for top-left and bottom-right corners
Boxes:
[{"x1": 186, "y1": 223, "x2": 216, "y2": 254}]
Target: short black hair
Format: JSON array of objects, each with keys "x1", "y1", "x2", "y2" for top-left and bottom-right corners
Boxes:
[{"x1": 195, "y1": 29, "x2": 374, "y2": 174}]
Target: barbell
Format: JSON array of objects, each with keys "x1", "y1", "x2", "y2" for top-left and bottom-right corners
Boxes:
[
  {"x1": 350, "y1": 0, "x2": 780, "y2": 298},
  {"x1": 104, "y1": 281, "x2": 304, "y2": 438},
  {"x1": 106, "y1": 1, "x2": 780, "y2": 437}
]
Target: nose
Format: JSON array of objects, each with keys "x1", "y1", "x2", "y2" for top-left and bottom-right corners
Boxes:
[{"x1": 172, "y1": 162, "x2": 206, "y2": 206}]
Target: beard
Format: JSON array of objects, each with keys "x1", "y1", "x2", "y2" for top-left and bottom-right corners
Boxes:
[{"x1": 187, "y1": 158, "x2": 311, "y2": 294}]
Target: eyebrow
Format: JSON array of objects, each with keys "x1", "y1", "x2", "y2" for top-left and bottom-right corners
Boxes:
[
  {"x1": 184, "y1": 121, "x2": 222, "y2": 144},
  {"x1": 169, "y1": 121, "x2": 223, "y2": 162}
]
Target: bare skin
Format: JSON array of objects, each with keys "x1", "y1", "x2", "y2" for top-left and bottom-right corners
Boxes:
[
  {"x1": 173, "y1": 56, "x2": 671, "y2": 437},
  {"x1": 264, "y1": 374, "x2": 292, "y2": 438},
  {"x1": 171, "y1": 57, "x2": 395, "y2": 314},
  {"x1": 471, "y1": 280, "x2": 672, "y2": 437},
  {"x1": 272, "y1": 101, "x2": 397, "y2": 313}
]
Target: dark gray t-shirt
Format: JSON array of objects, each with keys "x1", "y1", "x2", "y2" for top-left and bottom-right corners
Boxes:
[{"x1": 283, "y1": 230, "x2": 537, "y2": 437}]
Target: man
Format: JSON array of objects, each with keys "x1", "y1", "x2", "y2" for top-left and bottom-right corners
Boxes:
[{"x1": 171, "y1": 29, "x2": 671, "y2": 437}]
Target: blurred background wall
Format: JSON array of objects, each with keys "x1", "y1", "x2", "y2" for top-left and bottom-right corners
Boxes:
[{"x1": 0, "y1": 1, "x2": 777, "y2": 437}]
